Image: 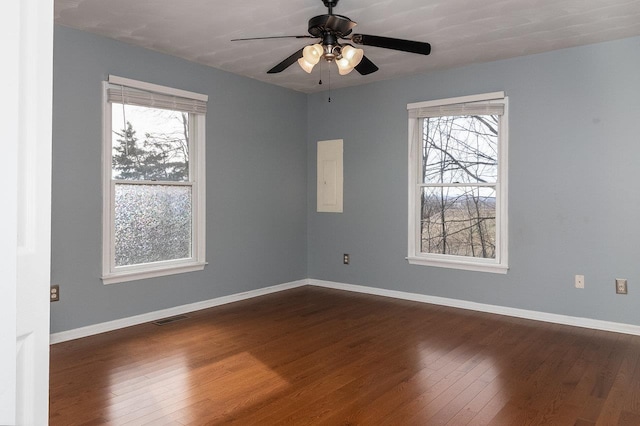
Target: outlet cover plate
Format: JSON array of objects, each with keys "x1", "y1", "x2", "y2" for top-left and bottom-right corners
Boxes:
[
  {"x1": 50, "y1": 285, "x2": 60, "y2": 302},
  {"x1": 616, "y1": 279, "x2": 628, "y2": 294}
]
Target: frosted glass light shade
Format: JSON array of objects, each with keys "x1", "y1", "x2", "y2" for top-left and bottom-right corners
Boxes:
[
  {"x1": 302, "y1": 44, "x2": 323, "y2": 65},
  {"x1": 341, "y1": 45, "x2": 364, "y2": 67},
  {"x1": 297, "y1": 58, "x2": 316, "y2": 73},
  {"x1": 336, "y1": 58, "x2": 354, "y2": 75},
  {"x1": 298, "y1": 43, "x2": 324, "y2": 73}
]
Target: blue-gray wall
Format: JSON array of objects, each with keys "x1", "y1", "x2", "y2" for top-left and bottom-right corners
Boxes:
[
  {"x1": 307, "y1": 36, "x2": 640, "y2": 325},
  {"x1": 52, "y1": 24, "x2": 640, "y2": 333},
  {"x1": 51, "y1": 25, "x2": 308, "y2": 333}
]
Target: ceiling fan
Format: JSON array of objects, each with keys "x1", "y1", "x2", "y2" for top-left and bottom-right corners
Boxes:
[{"x1": 231, "y1": 0, "x2": 431, "y2": 76}]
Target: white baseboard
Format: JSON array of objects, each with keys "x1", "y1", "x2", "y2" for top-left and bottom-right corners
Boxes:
[
  {"x1": 50, "y1": 277, "x2": 640, "y2": 344},
  {"x1": 309, "y1": 279, "x2": 640, "y2": 336},
  {"x1": 49, "y1": 279, "x2": 309, "y2": 344}
]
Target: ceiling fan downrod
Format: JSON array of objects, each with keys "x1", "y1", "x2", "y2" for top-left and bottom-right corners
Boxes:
[{"x1": 322, "y1": 0, "x2": 339, "y2": 15}]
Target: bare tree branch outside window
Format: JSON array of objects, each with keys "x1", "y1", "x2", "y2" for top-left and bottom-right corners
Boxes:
[
  {"x1": 112, "y1": 107, "x2": 189, "y2": 182},
  {"x1": 111, "y1": 104, "x2": 192, "y2": 267},
  {"x1": 420, "y1": 114, "x2": 498, "y2": 258}
]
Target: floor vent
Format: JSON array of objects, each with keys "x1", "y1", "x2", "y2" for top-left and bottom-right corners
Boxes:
[{"x1": 152, "y1": 315, "x2": 189, "y2": 326}]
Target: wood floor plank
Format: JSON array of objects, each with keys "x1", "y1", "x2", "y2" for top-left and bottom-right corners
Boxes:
[
  {"x1": 594, "y1": 336, "x2": 640, "y2": 425},
  {"x1": 50, "y1": 286, "x2": 640, "y2": 425},
  {"x1": 621, "y1": 340, "x2": 640, "y2": 416}
]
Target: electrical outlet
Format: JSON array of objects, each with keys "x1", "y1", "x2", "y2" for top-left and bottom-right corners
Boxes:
[
  {"x1": 343, "y1": 253, "x2": 350, "y2": 265},
  {"x1": 50, "y1": 285, "x2": 60, "y2": 302},
  {"x1": 616, "y1": 279, "x2": 628, "y2": 294},
  {"x1": 574, "y1": 275, "x2": 584, "y2": 289}
]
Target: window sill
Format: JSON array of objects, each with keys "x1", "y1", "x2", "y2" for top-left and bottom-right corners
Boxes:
[
  {"x1": 102, "y1": 261, "x2": 207, "y2": 285},
  {"x1": 407, "y1": 256, "x2": 508, "y2": 274}
]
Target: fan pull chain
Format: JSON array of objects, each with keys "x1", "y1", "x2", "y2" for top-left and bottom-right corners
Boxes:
[{"x1": 328, "y1": 65, "x2": 331, "y2": 103}]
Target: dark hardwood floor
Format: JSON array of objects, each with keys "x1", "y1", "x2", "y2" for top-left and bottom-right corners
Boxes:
[{"x1": 50, "y1": 286, "x2": 640, "y2": 425}]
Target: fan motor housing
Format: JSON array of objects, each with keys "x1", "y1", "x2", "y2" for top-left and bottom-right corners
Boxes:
[{"x1": 308, "y1": 14, "x2": 356, "y2": 38}]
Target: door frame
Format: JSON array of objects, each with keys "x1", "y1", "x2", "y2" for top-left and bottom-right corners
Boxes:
[{"x1": 1, "y1": 0, "x2": 53, "y2": 424}]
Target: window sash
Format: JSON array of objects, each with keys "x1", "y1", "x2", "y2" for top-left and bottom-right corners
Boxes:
[
  {"x1": 407, "y1": 92, "x2": 508, "y2": 273},
  {"x1": 110, "y1": 103, "x2": 193, "y2": 183},
  {"x1": 111, "y1": 181, "x2": 195, "y2": 268},
  {"x1": 102, "y1": 77, "x2": 206, "y2": 284},
  {"x1": 416, "y1": 183, "x2": 500, "y2": 261}
]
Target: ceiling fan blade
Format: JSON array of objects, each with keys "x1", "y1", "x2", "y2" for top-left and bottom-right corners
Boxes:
[
  {"x1": 267, "y1": 47, "x2": 305, "y2": 74},
  {"x1": 351, "y1": 34, "x2": 431, "y2": 55},
  {"x1": 231, "y1": 35, "x2": 313, "y2": 41},
  {"x1": 355, "y1": 55, "x2": 379, "y2": 75}
]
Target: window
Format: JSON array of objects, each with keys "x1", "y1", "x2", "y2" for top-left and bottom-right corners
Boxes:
[
  {"x1": 102, "y1": 75, "x2": 207, "y2": 284},
  {"x1": 407, "y1": 92, "x2": 508, "y2": 273}
]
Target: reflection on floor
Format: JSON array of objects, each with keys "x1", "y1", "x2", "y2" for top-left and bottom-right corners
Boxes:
[{"x1": 50, "y1": 286, "x2": 640, "y2": 425}]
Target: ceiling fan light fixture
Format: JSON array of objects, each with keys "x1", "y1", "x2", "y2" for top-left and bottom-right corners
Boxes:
[
  {"x1": 341, "y1": 45, "x2": 364, "y2": 67},
  {"x1": 239, "y1": 0, "x2": 431, "y2": 78},
  {"x1": 297, "y1": 57, "x2": 316, "y2": 73},
  {"x1": 302, "y1": 43, "x2": 324, "y2": 65},
  {"x1": 335, "y1": 57, "x2": 354, "y2": 75}
]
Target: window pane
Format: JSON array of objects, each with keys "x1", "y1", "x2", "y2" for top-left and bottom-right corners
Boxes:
[
  {"x1": 420, "y1": 186, "x2": 496, "y2": 258},
  {"x1": 115, "y1": 184, "x2": 192, "y2": 266},
  {"x1": 422, "y1": 115, "x2": 498, "y2": 184},
  {"x1": 112, "y1": 104, "x2": 189, "y2": 181}
]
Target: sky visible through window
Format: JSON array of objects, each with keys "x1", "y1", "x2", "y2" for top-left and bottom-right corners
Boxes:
[
  {"x1": 111, "y1": 103, "x2": 189, "y2": 182},
  {"x1": 112, "y1": 104, "x2": 185, "y2": 144},
  {"x1": 111, "y1": 103, "x2": 192, "y2": 266}
]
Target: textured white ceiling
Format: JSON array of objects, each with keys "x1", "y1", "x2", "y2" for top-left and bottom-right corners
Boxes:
[{"x1": 55, "y1": 0, "x2": 640, "y2": 93}]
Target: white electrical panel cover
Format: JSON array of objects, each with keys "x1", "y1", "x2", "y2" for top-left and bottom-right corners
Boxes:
[{"x1": 317, "y1": 139, "x2": 343, "y2": 213}]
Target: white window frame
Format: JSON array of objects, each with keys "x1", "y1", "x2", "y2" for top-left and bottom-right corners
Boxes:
[
  {"x1": 407, "y1": 92, "x2": 509, "y2": 274},
  {"x1": 101, "y1": 75, "x2": 207, "y2": 284}
]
